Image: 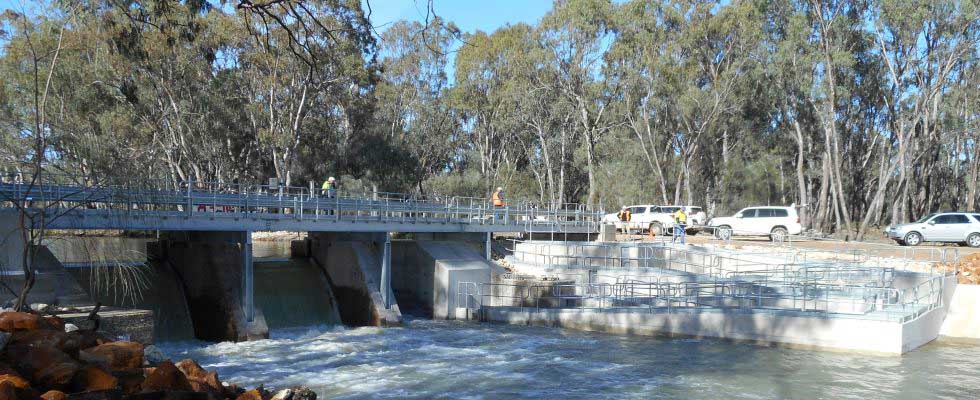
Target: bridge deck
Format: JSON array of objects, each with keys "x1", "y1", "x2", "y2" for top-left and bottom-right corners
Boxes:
[{"x1": 0, "y1": 181, "x2": 599, "y2": 233}]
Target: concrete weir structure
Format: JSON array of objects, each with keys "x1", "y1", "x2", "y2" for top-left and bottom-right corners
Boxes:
[
  {"x1": 2, "y1": 179, "x2": 594, "y2": 342},
  {"x1": 456, "y1": 240, "x2": 962, "y2": 355}
]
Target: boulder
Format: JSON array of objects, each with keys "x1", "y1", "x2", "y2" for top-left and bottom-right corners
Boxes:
[
  {"x1": 3, "y1": 345, "x2": 79, "y2": 391},
  {"x1": 0, "y1": 367, "x2": 32, "y2": 391},
  {"x1": 8, "y1": 330, "x2": 79, "y2": 355},
  {"x1": 142, "y1": 346, "x2": 166, "y2": 366},
  {"x1": 71, "y1": 365, "x2": 119, "y2": 392},
  {"x1": 289, "y1": 387, "x2": 315, "y2": 400},
  {"x1": 140, "y1": 361, "x2": 192, "y2": 393},
  {"x1": 128, "y1": 391, "x2": 218, "y2": 400},
  {"x1": 79, "y1": 342, "x2": 144, "y2": 371},
  {"x1": 270, "y1": 388, "x2": 292, "y2": 400},
  {"x1": 61, "y1": 389, "x2": 123, "y2": 400},
  {"x1": 40, "y1": 390, "x2": 68, "y2": 400},
  {"x1": 66, "y1": 331, "x2": 113, "y2": 350},
  {"x1": 29, "y1": 304, "x2": 50, "y2": 314},
  {"x1": 111, "y1": 369, "x2": 145, "y2": 395},
  {"x1": 42, "y1": 316, "x2": 64, "y2": 331},
  {"x1": 0, "y1": 379, "x2": 41, "y2": 400},
  {"x1": 235, "y1": 388, "x2": 269, "y2": 400},
  {"x1": 174, "y1": 360, "x2": 220, "y2": 394},
  {"x1": 0, "y1": 312, "x2": 45, "y2": 332}
]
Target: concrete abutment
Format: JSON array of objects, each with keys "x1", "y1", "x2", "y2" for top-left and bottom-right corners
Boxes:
[{"x1": 149, "y1": 231, "x2": 268, "y2": 342}]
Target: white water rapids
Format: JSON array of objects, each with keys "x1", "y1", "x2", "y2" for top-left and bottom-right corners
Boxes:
[{"x1": 157, "y1": 319, "x2": 980, "y2": 400}]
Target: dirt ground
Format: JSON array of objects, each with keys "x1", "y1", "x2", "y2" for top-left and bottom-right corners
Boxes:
[{"x1": 615, "y1": 232, "x2": 980, "y2": 260}]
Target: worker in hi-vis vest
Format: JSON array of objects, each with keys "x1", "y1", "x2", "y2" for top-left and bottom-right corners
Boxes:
[
  {"x1": 321, "y1": 176, "x2": 336, "y2": 198},
  {"x1": 672, "y1": 208, "x2": 688, "y2": 245},
  {"x1": 492, "y1": 187, "x2": 505, "y2": 222}
]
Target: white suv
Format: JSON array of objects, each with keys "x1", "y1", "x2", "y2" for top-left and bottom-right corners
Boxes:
[
  {"x1": 648, "y1": 205, "x2": 707, "y2": 235},
  {"x1": 885, "y1": 212, "x2": 980, "y2": 247},
  {"x1": 601, "y1": 205, "x2": 661, "y2": 233},
  {"x1": 708, "y1": 206, "x2": 803, "y2": 242}
]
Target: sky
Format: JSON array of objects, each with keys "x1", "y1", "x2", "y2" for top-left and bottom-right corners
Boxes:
[
  {"x1": 365, "y1": 0, "x2": 553, "y2": 35},
  {"x1": 0, "y1": 0, "x2": 554, "y2": 34}
]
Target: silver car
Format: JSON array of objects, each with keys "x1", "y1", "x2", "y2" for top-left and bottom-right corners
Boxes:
[{"x1": 885, "y1": 212, "x2": 980, "y2": 247}]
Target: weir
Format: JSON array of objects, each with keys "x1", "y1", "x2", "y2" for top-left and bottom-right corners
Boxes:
[
  {"x1": 1, "y1": 178, "x2": 597, "y2": 342},
  {"x1": 457, "y1": 240, "x2": 964, "y2": 354}
]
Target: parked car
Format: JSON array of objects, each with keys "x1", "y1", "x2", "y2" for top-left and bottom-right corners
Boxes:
[
  {"x1": 647, "y1": 205, "x2": 707, "y2": 235},
  {"x1": 601, "y1": 205, "x2": 659, "y2": 233},
  {"x1": 885, "y1": 212, "x2": 980, "y2": 247},
  {"x1": 708, "y1": 205, "x2": 803, "y2": 242}
]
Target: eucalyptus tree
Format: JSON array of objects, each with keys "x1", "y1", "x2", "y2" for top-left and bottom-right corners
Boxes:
[
  {"x1": 375, "y1": 18, "x2": 459, "y2": 194},
  {"x1": 538, "y1": 0, "x2": 618, "y2": 207}
]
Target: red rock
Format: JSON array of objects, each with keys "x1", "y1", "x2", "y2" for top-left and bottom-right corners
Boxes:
[
  {"x1": 71, "y1": 365, "x2": 119, "y2": 392},
  {"x1": 0, "y1": 372, "x2": 31, "y2": 391},
  {"x1": 235, "y1": 388, "x2": 269, "y2": 400},
  {"x1": 139, "y1": 361, "x2": 191, "y2": 393},
  {"x1": 42, "y1": 317, "x2": 64, "y2": 332},
  {"x1": 8, "y1": 330, "x2": 79, "y2": 355},
  {"x1": 0, "y1": 363, "x2": 41, "y2": 400},
  {"x1": 67, "y1": 331, "x2": 113, "y2": 350},
  {"x1": 79, "y1": 342, "x2": 144, "y2": 371},
  {"x1": 174, "y1": 360, "x2": 221, "y2": 394},
  {"x1": 3, "y1": 345, "x2": 79, "y2": 391},
  {"x1": 111, "y1": 369, "x2": 145, "y2": 395},
  {"x1": 0, "y1": 382, "x2": 40, "y2": 400},
  {"x1": 40, "y1": 390, "x2": 68, "y2": 400},
  {"x1": 0, "y1": 312, "x2": 45, "y2": 332}
]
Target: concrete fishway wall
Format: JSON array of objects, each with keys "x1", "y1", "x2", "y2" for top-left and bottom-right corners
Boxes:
[
  {"x1": 389, "y1": 236, "x2": 496, "y2": 320},
  {"x1": 940, "y1": 284, "x2": 980, "y2": 340}
]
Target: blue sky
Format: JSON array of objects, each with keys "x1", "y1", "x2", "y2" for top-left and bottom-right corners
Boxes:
[
  {"x1": 0, "y1": 0, "x2": 554, "y2": 35},
  {"x1": 365, "y1": 0, "x2": 553, "y2": 35}
]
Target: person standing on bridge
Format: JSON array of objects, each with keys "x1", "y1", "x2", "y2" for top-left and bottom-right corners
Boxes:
[
  {"x1": 492, "y1": 187, "x2": 506, "y2": 223},
  {"x1": 321, "y1": 176, "x2": 337, "y2": 198}
]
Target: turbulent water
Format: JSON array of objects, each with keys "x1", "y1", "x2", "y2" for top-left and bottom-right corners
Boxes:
[
  {"x1": 156, "y1": 319, "x2": 980, "y2": 400},
  {"x1": 54, "y1": 237, "x2": 980, "y2": 399}
]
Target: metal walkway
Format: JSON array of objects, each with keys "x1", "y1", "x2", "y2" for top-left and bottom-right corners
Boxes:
[{"x1": 0, "y1": 178, "x2": 601, "y2": 233}]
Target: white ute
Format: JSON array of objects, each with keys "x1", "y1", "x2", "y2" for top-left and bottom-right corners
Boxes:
[
  {"x1": 708, "y1": 206, "x2": 803, "y2": 242},
  {"x1": 647, "y1": 205, "x2": 706, "y2": 235}
]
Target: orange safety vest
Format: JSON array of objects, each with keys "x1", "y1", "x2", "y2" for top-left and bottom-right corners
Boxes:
[{"x1": 492, "y1": 191, "x2": 504, "y2": 207}]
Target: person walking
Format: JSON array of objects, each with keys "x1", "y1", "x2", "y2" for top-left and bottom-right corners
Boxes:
[
  {"x1": 672, "y1": 208, "x2": 688, "y2": 245},
  {"x1": 492, "y1": 187, "x2": 505, "y2": 222}
]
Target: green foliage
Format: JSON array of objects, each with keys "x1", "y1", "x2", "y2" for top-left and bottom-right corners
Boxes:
[{"x1": 0, "y1": 0, "x2": 977, "y2": 233}]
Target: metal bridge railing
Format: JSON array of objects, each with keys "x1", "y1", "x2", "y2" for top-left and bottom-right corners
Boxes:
[{"x1": 0, "y1": 175, "x2": 602, "y2": 231}]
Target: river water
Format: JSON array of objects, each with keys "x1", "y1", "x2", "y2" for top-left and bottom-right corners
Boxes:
[{"x1": 54, "y1": 237, "x2": 980, "y2": 399}]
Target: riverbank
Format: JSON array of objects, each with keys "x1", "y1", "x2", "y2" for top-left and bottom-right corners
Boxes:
[{"x1": 0, "y1": 311, "x2": 315, "y2": 400}]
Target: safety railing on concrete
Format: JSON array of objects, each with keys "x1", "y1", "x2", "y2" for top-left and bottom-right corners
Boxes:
[
  {"x1": 472, "y1": 240, "x2": 954, "y2": 323},
  {"x1": 0, "y1": 174, "x2": 602, "y2": 232},
  {"x1": 457, "y1": 271, "x2": 948, "y2": 323}
]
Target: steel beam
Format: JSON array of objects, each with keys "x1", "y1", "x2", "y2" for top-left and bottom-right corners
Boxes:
[
  {"x1": 242, "y1": 231, "x2": 254, "y2": 322},
  {"x1": 380, "y1": 233, "x2": 392, "y2": 309}
]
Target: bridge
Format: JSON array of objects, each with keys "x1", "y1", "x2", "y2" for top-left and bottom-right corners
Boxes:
[
  {"x1": 0, "y1": 176, "x2": 602, "y2": 342},
  {"x1": 0, "y1": 178, "x2": 601, "y2": 233}
]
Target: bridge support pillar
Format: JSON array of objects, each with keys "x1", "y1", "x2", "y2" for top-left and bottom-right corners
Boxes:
[
  {"x1": 486, "y1": 232, "x2": 492, "y2": 261},
  {"x1": 154, "y1": 231, "x2": 268, "y2": 342}
]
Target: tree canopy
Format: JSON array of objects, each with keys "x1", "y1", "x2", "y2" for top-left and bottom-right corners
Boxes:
[{"x1": 2, "y1": 0, "x2": 978, "y2": 237}]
